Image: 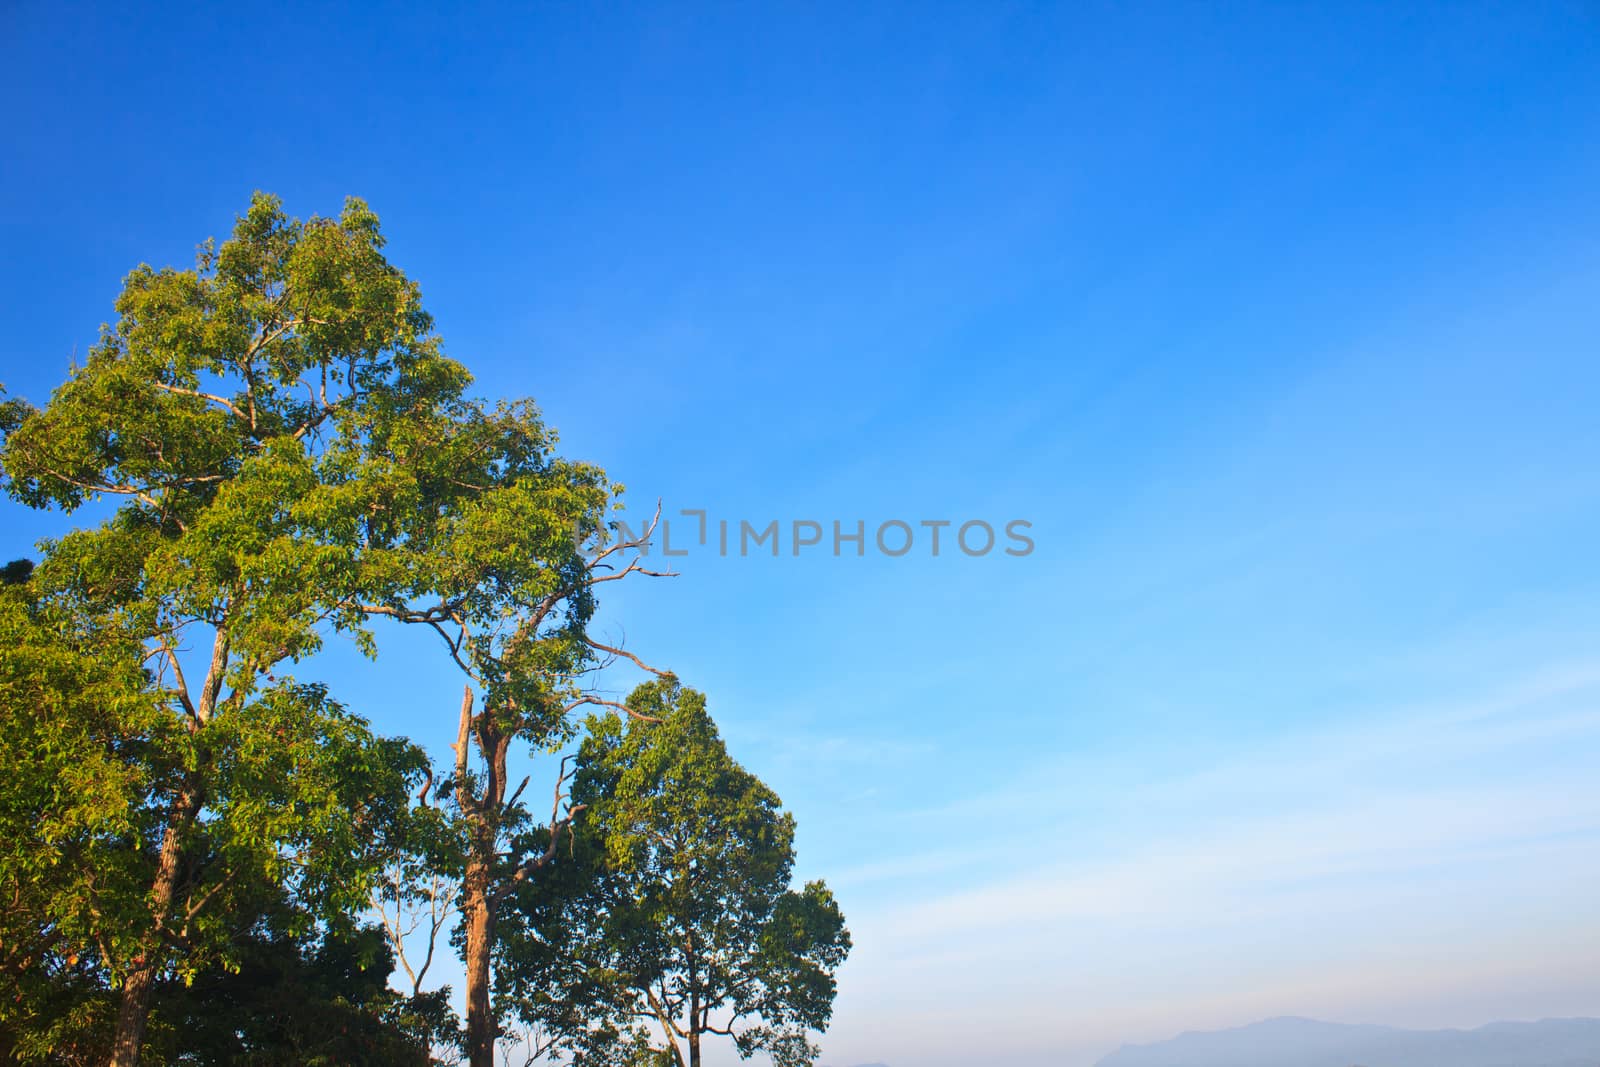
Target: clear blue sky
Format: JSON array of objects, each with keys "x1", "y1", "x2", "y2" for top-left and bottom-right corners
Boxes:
[{"x1": 5, "y1": 4, "x2": 1600, "y2": 1065}]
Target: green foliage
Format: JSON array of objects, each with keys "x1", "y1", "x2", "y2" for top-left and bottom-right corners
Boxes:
[
  {"x1": 333, "y1": 387, "x2": 616, "y2": 740},
  {"x1": 498, "y1": 680, "x2": 851, "y2": 1067},
  {"x1": 0, "y1": 572, "x2": 171, "y2": 1059},
  {"x1": 145, "y1": 922, "x2": 451, "y2": 1066},
  {"x1": 0, "y1": 570, "x2": 429, "y2": 1059},
  {"x1": 0, "y1": 193, "x2": 457, "y2": 1060},
  {"x1": 2, "y1": 193, "x2": 438, "y2": 512}
]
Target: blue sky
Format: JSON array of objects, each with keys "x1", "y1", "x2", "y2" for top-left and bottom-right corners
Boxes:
[{"x1": 4, "y1": 3, "x2": 1600, "y2": 1064}]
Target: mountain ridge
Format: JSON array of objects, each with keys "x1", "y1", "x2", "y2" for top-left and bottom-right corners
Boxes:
[{"x1": 1095, "y1": 1015, "x2": 1600, "y2": 1067}]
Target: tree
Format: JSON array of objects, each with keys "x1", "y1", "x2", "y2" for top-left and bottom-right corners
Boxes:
[
  {"x1": 498, "y1": 680, "x2": 851, "y2": 1067},
  {"x1": 0, "y1": 563, "x2": 164, "y2": 1065},
  {"x1": 146, "y1": 918, "x2": 454, "y2": 1066},
  {"x1": 0, "y1": 192, "x2": 678, "y2": 1065},
  {"x1": 359, "y1": 456, "x2": 672, "y2": 1067},
  {"x1": 0, "y1": 194, "x2": 457, "y2": 1064},
  {"x1": 0, "y1": 554, "x2": 426, "y2": 1064}
]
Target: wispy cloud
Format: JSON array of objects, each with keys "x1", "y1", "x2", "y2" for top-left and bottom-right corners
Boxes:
[{"x1": 822, "y1": 660, "x2": 1600, "y2": 1066}]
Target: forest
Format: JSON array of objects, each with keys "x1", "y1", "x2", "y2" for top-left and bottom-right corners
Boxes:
[{"x1": 0, "y1": 194, "x2": 849, "y2": 1067}]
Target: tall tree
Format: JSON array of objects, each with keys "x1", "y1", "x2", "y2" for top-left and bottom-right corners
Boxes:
[
  {"x1": 0, "y1": 194, "x2": 466, "y2": 1064},
  {"x1": 1, "y1": 192, "x2": 677, "y2": 1065},
  {"x1": 360, "y1": 468, "x2": 672, "y2": 1067},
  {"x1": 498, "y1": 680, "x2": 851, "y2": 1067}
]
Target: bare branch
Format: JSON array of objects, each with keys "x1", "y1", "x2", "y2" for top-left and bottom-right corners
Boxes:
[
  {"x1": 34, "y1": 472, "x2": 191, "y2": 532},
  {"x1": 452, "y1": 686, "x2": 478, "y2": 815},
  {"x1": 586, "y1": 499, "x2": 666, "y2": 568},
  {"x1": 492, "y1": 754, "x2": 585, "y2": 903},
  {"x1": 647, "y1": 987, "x2": 690, "y2": 1044},
  {"x1": 158, "y1": 643, "x2": 198, "y2": 720},
  {"x1": 562, "y1": 693, "x2": 662, "y2": 724},
  {"x1": 584, "y1": 636, "x2": 671, "y2": 678},
  {"x1": 590, "y1": 553, "x2": 679, "y2": 586},
  {"x1": 358, "y1": 602, "x2": 479, "y2": 679},
  {"x1": 151, "y1": 381, "x2": 248, "y2": 422},
  {"x1": 194, "y1": 623, "x2": 231, "y2": 726},
  {"x1": 180, "y1": 870, "x2": 237, "y2": 930},
  {"x1": 426, "y1": 618, "x2": 477, "y2": 678},
  {"x1": 374, "y1": 870, "x2": 457, "y2": 998}
]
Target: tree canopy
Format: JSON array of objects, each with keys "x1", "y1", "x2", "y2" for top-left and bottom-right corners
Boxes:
[{"x1": 498, "y1": 680, "x2": 851, "y2": 1067}]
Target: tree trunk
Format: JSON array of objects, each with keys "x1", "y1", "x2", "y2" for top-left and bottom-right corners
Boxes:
[
  {"x1": 457, "y1": 688, "x2": 514, "y2": 1067},
  {"x1": 110, "y1": 620, "x2": 229, "y2": 1067},
  {"x1": 107, "y1": 963, "x2": 155, "y2": 1067},
  {"x1": 463, "y1": 859, "x2": 496, "y2": 1067},
  {"x1": 108, "y1": 800, "x2": 193, "y2": 1067},
  {"x1": 687, "y1": 930, "x2": 701, "y2": 1067}
]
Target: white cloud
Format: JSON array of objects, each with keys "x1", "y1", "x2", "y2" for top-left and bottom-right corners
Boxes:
[{"x1": 820, "y1": 660, "x2": 1600, "y2": 1067}]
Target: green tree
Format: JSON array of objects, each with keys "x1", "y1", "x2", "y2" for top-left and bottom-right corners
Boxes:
[
  {"x1": 498, "y1": 680, "x2": 851, "y2": 1067},
  {"x1": 0, "y1": 192, "x2": 676, "y2": 1065},
  {"x1": 146, "y1": 919, "x2": 454, "y2": 1066},
  {"x1": 0, "y1": 194, "x2": 458, "y2": 1064},
  {"x1": 0, "y1": 557, "x2": 426, "y2": 1064},
  {"x1": 0, "y1": 565, "x2": 165, "y2": 1065},
  {"x1": 358, "y1": 456, "x2": 671, "y2": 1067}
]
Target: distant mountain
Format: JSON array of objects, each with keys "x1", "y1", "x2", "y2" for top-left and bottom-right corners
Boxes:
[{"x1": 1096, "y1": 1016, "x2": 1600, "y2": 1067}]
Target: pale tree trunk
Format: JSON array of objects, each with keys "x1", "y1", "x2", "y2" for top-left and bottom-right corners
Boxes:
[
  {"x1": 666, "y1": 1027, "x2": 687, "y2": 1067},
  {"x1": 648, "y1": 987, "x2": 687, "y2": 1067}
]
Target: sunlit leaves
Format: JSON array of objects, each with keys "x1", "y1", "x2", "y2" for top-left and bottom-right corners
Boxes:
[{"x1": 497, "y1": 681, "x2": 851, "y2": 1067}]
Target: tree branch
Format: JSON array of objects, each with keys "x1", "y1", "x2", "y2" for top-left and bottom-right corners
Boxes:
[
  {"x1": 584, "y1": 636, "x2": 671, "y2": 678},
  {"x1": 562, "y1": 693, "x2": 662, "y2": 724},
  {"x1": 491, "y1": 754, "x2": 585, "y2": 903},
  {"x1": 452, "y1": 686, "x2": 478, "y2": 815},
  {"x1": 151, "y1": 381, "x2": 248, "y2": 422}
]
